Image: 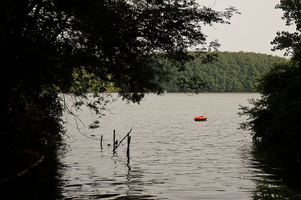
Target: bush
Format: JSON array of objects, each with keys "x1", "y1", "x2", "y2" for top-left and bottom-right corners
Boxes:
[{"x1": 239, "y1": 61, "x2": 301, "y2": 155}]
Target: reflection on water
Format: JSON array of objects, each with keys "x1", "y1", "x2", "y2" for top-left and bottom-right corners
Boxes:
[
  {"x1": 59, "y1": 93, "x2": 301, "y2": 199},
  {"x1": 0, "y1": 144, "x2": 64, "y2": 200},
  {"x1": 61, "y1": 93, "x2": 260, "y2": 199},
  {"x1": 249, "y1": 147, "x2": 301, "y2": 199},
  {"x1": 1, "y1": 93, "x2": 301, "y2": 199},
  {"x1": 59, "y1": 132, "x2": 156, "y2": 199}
]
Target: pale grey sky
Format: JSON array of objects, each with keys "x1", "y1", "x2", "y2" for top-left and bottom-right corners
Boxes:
[{"x1": 197, "y1": 0, "x2": 295, "y2": 57}]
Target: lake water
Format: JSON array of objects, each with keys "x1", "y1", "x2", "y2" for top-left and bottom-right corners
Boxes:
[{"x1": 60, "y1": 93, "x2": 266, "y2": 199}]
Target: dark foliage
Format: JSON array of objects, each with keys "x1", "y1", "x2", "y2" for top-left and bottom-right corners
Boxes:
[
  {"x1": 239, "y1": 62, "x2": 301, "y2": 154},
  {"x1": 240, "y1": 0, "x2": 301, "y2": 156},
  {"x1": 0, "y1": 0, "x2": 237, "y2": 178}
]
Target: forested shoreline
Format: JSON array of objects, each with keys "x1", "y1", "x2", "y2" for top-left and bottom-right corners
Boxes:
[
  {"x1": 163, "y1": 51, "x2": 288, "y2": 92},
  {"x1": 74, "y1": 51, "x2": 288, "y2": 94},
  {"x1": 2, "y1": 0, "x2": 301, "y2": 198}
]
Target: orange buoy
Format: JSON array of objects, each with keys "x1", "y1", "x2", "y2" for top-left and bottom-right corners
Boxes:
[{"x1": 194, "y1": 115, "x2": 207, "y2": 121}]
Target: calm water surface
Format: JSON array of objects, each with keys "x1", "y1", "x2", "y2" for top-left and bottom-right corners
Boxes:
[{"x1": 61, "y1": 93, "x2": 261, "y2": 199}]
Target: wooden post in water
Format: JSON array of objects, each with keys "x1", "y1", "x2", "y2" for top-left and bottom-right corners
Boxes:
[
  {"x1": 113, "y1": 130, "x2": 116, "y2": 153},
  {"x1": 113, "y1": 128, "x2": 132, "y2": 157},
  {"x1": 100, "y1": 135, "x2": 103, "y2": 150},
  {"x1": 127, "y1": 134, "x2": 131, "y2": 163}
]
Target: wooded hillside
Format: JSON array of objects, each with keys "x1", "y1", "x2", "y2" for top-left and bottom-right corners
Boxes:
[{"x1": 164, "y1": 51, "x2": 288, "y2": 92}]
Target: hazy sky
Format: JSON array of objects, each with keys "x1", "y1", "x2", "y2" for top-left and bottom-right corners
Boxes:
[{"x1": 196, "y1": 0, "x2": 295, "y2": 57}]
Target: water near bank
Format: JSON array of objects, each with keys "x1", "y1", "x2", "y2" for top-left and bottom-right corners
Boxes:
[
  {"x1": 61, "y1": 93, "x2": 261, "y2": 199},
  {"x1": 2, "y1": 93, "x2": 299, "y2": 199}
]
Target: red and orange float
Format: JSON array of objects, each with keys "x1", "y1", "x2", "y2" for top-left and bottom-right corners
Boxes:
[{"x1": 194, "y1": 115, "x2": 207, "y2": 121}]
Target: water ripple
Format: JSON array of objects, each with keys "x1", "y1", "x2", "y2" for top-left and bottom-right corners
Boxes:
[{"x1": 61, "y1": 93, "x2": 263, "y2": 199}]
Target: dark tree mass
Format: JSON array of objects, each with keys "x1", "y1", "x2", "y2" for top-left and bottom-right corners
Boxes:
[
  {"x1": 240, "y1": 0, "x2": 301, "y2": 157},
  {"x1": 0, "y1": 0, "x2": 237, "y2": 179}
]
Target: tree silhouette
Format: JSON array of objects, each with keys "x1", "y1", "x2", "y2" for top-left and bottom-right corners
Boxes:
[{"x1": 0, "y1": 0, "x2": 238, "y2": 176}]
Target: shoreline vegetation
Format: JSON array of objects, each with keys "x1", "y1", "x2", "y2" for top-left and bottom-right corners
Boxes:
[
  {"x1": 74, "y1": 51, "x2": 288, "y2": 94},
  {"x1": 1, "y1": 51, "x2": 285, "y2": 182},
  {"x1": 1, "y1": 1, "x2": 300, "y2": 198}
]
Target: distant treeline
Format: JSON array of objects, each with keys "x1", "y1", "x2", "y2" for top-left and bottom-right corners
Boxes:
[
  {"x1": 74, "y1": 51, "x2": 288, "y2": 93},
  {"x1": 164, "y1": 51, "x2": 288, "y2": 92}
]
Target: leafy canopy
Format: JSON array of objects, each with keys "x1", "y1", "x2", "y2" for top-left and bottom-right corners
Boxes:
[{"x1": 0, "y1": 0, "x2": 238, "y2": 149}]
